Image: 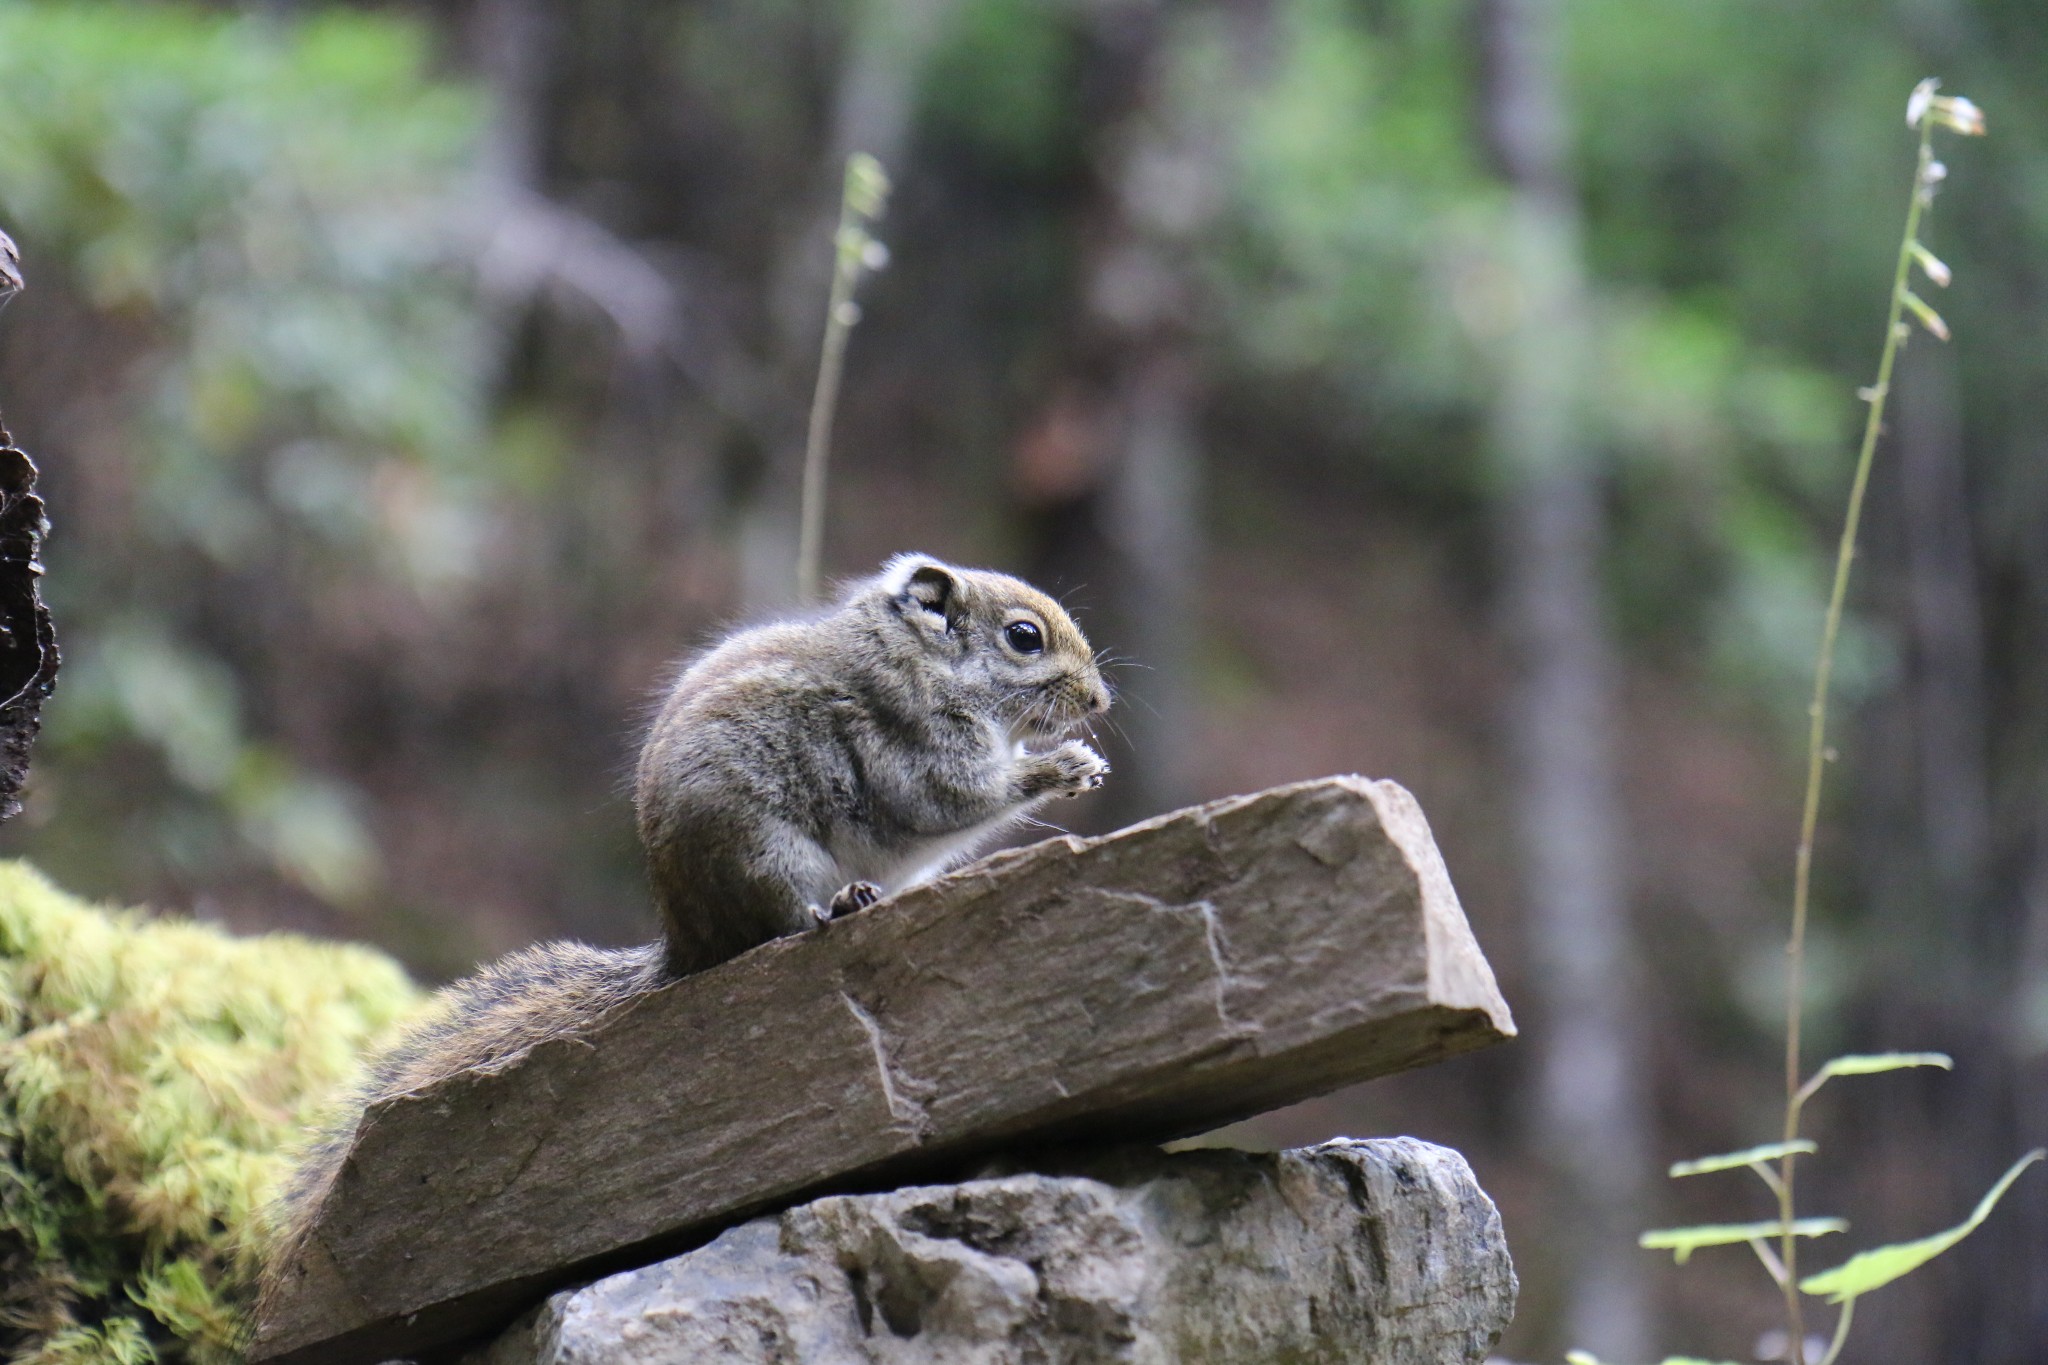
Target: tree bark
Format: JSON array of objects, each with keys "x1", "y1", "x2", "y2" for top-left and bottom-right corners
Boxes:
[
  {"x1": 0, "y1": 238, "x2": 59, "y2": 826},
  {"x1": 0, "y1": 422, "x2": 55, "y2": 826}
]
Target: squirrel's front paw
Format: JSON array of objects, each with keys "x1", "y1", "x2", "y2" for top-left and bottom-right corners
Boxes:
[
  {"x1": 1044, "y1": 740, "x2": 1109, "y2": 797},
  {"x1": 828, "y1": 880, "x2": 883, "y2": 919}
]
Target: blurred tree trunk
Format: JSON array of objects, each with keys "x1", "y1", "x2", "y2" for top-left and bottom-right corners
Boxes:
[
  {"x1": 2008, "y1": 809, "x2": 2048, "y2": 1364},
  {"x1": 1893, "y1": 341, "x2": 2024, "y2": 1365},
  {"x1": 1852, "y1": 338, "x2": 2037, "y2": 1365},
  {"x1": 1849, "y1": 9, "x2": 2044, "y2": 1351},
  {"x1": 468, "y1": 0, "x2": 773, "y2": 584},
  {"x1": 1898, "y1": 348, "x2": 1991, "y2": 906},
  {"x1": 1014, "y1": 0, "x2": 1267, "y2": 828},
  {"x1": 470, "y1": 0, "x2": 545, "y2": 192},
  {"x1": 739, "y1": 0, "x2": 954, "y2": 610},
  {"x1": 1479, "y1": 1, "x2": 1652, "y2": 1359}
]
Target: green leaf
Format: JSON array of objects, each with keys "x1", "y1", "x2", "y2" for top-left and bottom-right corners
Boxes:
[
  {"x1": 1815, "y1": 1051, "x2": 1952, "y2": 1079},
  {"x1": 1670, "y1": 1140, "x2": 1816, "y2": 1177},
  {"x1": 1640, "y1": 1218, "x2": 1847, "y2": 1263},
  {"x1": 1798, "y1": 1150, "x2": 2044, "y2": 1303},
  {"x1": 1564, "y1": 1352, "x2": 1602, "y2": 1365},
  {"x1": 1800, "y1": 1052, "x2": 1952, "y2": 1103}
]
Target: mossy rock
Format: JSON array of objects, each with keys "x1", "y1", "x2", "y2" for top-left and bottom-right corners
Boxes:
[{"x1": 0, "y1": 862, "x2": 424, "y2": 1363}]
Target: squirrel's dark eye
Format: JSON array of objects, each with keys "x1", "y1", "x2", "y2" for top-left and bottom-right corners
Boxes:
[{"x1": 1004, "y1": 620, "x2": 1044, "y2": 655}]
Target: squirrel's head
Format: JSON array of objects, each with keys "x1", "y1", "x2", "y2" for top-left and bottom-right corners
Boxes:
[{"x1": 864, "y1": 554, "x2": 1111, "y2": 739}]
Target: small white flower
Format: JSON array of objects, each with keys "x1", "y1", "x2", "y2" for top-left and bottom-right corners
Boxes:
[
  {"x1": 1901, "y1": 289, "x2": 1951, "y2": 341},
  {"x1": 1907, "y1": 80, "x2": 1987, "y2": 135},
  {"x1": 1911, "y1": 242, "x2": 1952, "y2": 288},
  {"x1": 1939, "y1": 94, "x2": 1986, "y2": 135},
  {"x1": 1907, "y1": 78, "x2": 1939, "y2": 129}
]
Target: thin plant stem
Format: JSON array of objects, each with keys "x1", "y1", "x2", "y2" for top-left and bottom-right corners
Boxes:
[
  {"x1": 1776, "y1": 115, "x2": 1936, "y2": 1365},
  {"x1": 796, "y1": 154, "x2": 888, "y2": 604},
  {"x1": 796, "y1": 211, "x2": 861, "y2": 606},
  {"x1": 1816, "y1": 1299, "x2": 1856, "y2": 1365},
  {"x1": 1747, "y1": 1235, "x2": 1789, "y2": 1288}
]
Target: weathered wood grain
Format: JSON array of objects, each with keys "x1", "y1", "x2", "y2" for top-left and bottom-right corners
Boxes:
[{"x1": 253, "y1": 776, "x2": 1514, "y2": 1365}]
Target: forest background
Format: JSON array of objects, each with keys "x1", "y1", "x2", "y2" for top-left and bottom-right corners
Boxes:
[{"x1": 0, "y1": 0, "x2": 2042, "y2": 1361}]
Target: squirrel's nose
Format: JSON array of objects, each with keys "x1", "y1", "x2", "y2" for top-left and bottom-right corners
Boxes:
[{"x1": 1088, "y1": 683, "x2": 1111, "y2": 714}]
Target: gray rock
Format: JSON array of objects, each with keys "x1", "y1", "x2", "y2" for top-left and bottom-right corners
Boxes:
[
  {"x1": 261, "y1": 777, "x2": 1515, "y2": 1365},
  {"x1": 469, "y1": 1138, "x2": 1515, "y2": 1365}
]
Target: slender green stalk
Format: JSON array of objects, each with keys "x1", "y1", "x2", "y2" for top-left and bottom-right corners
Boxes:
[
  {"x1": 796, "y1": 242, "x2": 859, "y2": 603},
  {"x1": 1815, "y1": 1296, "x2": 1855, "y2": 1365},
  {"x1": 1776, "y1": 114, "x2": 1936, "y2": 1365},
  {"x1": 797, "y1": 154, "x2": 889, "y2": 604}
]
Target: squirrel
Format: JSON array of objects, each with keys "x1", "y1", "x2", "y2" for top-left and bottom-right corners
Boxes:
[
  {"x1": 259, "y1": 554, "x2": 1110, "y2": 1276},
  {"x1": 636, "y1": 552, "x2": 1111, "y2": 976}
]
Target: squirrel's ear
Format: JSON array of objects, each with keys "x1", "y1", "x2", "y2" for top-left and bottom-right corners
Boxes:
[{"x1": 884, "y1": 556, "x2": 964, "y2": 632}]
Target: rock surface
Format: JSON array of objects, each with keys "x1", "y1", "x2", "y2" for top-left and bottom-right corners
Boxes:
[
  {"x1": 467, "y1": 1137, "x2": 1515, "y2": 1365},
  {"x1": 259, "y1": 777, "x2": 1515, "y2": 1365}
]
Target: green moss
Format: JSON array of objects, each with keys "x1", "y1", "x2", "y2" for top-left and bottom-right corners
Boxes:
[{"x1": 0, "y1": 862, "x2": 423, "y2": 1363}]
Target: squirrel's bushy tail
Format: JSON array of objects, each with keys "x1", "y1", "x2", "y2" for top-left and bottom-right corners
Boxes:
[
  {"x1": 257, "y1": 941, "x2": 670, "y2": 1305},
  {"x1": 365, "y1": 939, "x2": 670, "y2": 1098}
]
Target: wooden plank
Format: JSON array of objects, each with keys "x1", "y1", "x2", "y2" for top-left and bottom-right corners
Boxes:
[{"x1": 252, "y1": 776, "x2": 1515, "y2": 1365}]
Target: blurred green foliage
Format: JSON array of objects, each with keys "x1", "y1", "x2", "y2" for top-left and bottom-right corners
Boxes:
[
  {"x1": 0, "y1": 0, "x2": 2040, "y2": 1358},
  {"x1": 1209, "y1": 0, "x2": 1878, "y2": 714},
  {"x1": 0, "y1": 859, "x2": 421, "y2": 1362},
  {"x1": 6, "y1": 0, "x2": 2031, "y2": 932},
  {"x1": 0, "y1": 2, "x2": 490, "y2": 911},
  {"x1": 922, "y1": 0, "x2": 1080, "y2": 179},
  {"x1": 0, "y1": 3, "x2": 485, "y2": 501}
]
